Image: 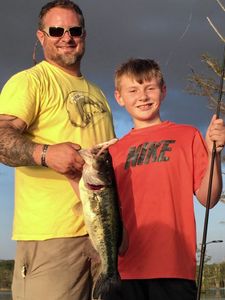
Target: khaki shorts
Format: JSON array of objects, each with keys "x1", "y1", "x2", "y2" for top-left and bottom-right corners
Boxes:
[{"x1": 12, "y1": 236, "x2": 100, "y2": 300}]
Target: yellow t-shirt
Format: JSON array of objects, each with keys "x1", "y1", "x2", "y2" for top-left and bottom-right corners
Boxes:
[{"x1": 0, "y1": 61, "x2": 115, "y2": 240}]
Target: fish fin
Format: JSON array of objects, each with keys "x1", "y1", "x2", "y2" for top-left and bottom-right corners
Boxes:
[
  {"x1": 72, "y1": 202, "x2": 83, "y2": 216},
  {"x1": 68, "y1": 178, "x2": 80, "y2": 197},
  {"x1": 93, "y1": 138, "x2": 118, "y2": 157},
  {"x1": 92, "y1": 272, "x2": 121, "y2": 300}
]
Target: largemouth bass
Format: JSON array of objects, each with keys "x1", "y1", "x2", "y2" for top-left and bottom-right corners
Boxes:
[{"x1": 78, "y1": 139, "x2": 122, "y2": 299}]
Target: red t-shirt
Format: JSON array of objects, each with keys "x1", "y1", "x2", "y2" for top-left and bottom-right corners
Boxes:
[{"x1": 109, "y1": 121, "x2": 208, "y2": 280}]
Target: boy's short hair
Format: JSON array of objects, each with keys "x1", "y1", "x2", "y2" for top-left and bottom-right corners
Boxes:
[
  {"x1": 115, "y1": 58, "x2": 165, "y2": 91},
  {"x1": 38, "y1": 0, "x2": 85, "y2": 29}
]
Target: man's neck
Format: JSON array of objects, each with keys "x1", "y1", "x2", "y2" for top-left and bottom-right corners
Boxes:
[{"x1": 46, "y1": 59, "x2": 82, "y2": 77}]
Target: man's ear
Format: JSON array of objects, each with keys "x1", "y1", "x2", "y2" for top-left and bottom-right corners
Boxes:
[
  {"x1": 114, "y1": 90, "x2": 125, "y2": 107},
  {"x1": 82, "y1": 29, "x2": 87, "y2": 40},
  {"x1": 36, "y1": 30, "x2": 45, "y2": 46}
]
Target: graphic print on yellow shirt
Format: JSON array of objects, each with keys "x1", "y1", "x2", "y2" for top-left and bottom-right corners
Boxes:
[{"x1": 66, "y1": 91, "x2": 107, "y2": 128}]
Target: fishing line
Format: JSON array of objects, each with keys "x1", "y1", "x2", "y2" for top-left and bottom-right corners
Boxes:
[{"x1": 165, "y1": 0, "x2": 197, "y2": 67}]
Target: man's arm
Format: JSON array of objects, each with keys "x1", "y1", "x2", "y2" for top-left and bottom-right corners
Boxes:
[
  {"x1": 0, "y1": 114, "x2": 85, "y2": 180},
  {"x1": 0, "y1": 114, "x2": 36, "y2": 166}
]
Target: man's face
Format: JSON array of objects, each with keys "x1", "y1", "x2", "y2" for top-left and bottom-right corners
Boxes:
[{"x1": 37, "y1": 7, "x2": 86, "y2": 71}]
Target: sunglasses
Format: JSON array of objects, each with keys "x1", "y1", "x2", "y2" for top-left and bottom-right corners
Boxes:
[{"x1": 43, "y1": 26, "x2": 83, "y2": 38}]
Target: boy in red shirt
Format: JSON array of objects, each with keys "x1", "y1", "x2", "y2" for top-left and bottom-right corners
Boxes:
[{"x1": 108, "y1": 58, "x2": 225, "y2": 300}]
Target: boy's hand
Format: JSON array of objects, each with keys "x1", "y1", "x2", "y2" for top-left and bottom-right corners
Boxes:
[{"x1": 206, "y1": 114, "x2": 225, "y2": 153}]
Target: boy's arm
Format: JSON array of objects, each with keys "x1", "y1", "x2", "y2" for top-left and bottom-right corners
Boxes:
[
  {"x1": 195, "y1": 152, "x2": 222, "y2": 208},
  {"x1": 195, "y1": 115, "x2": 225, "y2": 208}
]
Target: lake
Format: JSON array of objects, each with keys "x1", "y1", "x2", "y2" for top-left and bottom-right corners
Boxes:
[
  {"x1": 200, "y1": 288, "x2": 225, "y2": 299},
  {"x1": 0, "y1": 289, "x2": 225, "y2": 299},
  {"x1": 0, "y1": 292, "x2": 11, "y2": 300}
]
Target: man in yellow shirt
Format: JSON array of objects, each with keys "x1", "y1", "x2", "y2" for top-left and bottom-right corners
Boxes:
[{"x1": 0, "y1": 1, "x2": 115, "y2": 299}]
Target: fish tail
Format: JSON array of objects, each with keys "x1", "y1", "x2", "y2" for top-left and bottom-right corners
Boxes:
[{"x1": 92, "y1": 272, "x2": 121, "y2": 300}]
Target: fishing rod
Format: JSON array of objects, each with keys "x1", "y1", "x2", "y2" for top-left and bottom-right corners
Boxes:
[{"x1": 196, "y1": 44, "x2": 225, "y2": 300}]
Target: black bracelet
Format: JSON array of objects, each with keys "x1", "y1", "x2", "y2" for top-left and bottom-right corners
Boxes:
[{"x1": 41, "y1": 144, "x2": 49, "y2": 167}]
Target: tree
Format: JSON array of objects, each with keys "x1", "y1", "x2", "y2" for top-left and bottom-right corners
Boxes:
[
  {"x1": 187, "y1": 53, "x2": 225, "y2": 115},
  {"x1": 0, "y1": 260, "x2": 14, "y2": 290},
  {"x1": 186, "y1": 0, "x2": 225, "y2": 116}
]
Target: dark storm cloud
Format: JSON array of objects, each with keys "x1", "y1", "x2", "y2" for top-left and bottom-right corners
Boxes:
[{"x1": 0, "y1": 0, "x2": 224, "y2": 130}]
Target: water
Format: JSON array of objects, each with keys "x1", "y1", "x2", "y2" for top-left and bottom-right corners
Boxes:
[
  {"x1": 0, "y1": 292, "x2": 12, "y2": 300},
  {"x1": 201, "y1": 288, "x2": 225, "y2": 299},
  {"x1": 0, "y1": 290, "x2": 225, "y2": 299}
]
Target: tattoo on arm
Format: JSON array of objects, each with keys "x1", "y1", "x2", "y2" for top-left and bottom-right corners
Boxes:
[{"x1": 0, "y1": 123, "x2": 37, "y2": 167}]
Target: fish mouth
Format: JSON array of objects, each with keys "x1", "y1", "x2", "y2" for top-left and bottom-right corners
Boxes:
[{"x1": 87, "y1": 183, "x2": 105, "y2": 191}]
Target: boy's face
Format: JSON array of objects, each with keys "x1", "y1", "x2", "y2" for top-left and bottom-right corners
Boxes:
[{"x1": 115, "y1": 75, "x2": 166, "y2": 128}]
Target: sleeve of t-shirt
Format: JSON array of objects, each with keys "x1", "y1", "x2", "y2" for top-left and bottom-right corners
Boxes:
[{"x1": 0, "y1": 70, "x2": 40, "y2": 127}]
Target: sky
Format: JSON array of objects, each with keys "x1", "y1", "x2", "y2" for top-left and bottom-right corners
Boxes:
[{"x1": 0, "y1": 0, "x2": 225, "y2": 263}]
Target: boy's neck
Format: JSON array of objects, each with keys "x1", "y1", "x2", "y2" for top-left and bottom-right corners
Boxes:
[{"x1": 134, "y1": 117, "x2": 163, "y2": 129}]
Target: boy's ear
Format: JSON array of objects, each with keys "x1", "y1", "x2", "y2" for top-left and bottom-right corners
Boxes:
[
  {"x1": 114, "y1": 90, "x2": 125, "y2": 106},
  {"x1": 161, "y1": 84, "x2": 167, "y2": 101}
]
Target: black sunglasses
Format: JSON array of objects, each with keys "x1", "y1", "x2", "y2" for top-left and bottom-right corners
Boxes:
[{"x1": 44, "y1": 26, "x2": 83, "y2": 38}]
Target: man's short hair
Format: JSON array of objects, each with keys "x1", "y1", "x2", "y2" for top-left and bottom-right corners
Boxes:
[{"x1": 38, "y1": 0, "x2": 85, "y2": 29}]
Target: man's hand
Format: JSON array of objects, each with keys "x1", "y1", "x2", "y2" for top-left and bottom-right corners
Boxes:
[{"x1": 35, "y1": 142, "x2": 85, "y2": 180}]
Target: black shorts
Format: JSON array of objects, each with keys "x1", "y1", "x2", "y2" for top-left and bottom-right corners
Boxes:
[{"x1": 104, "y1": 278, "x2": 197, "y2": 300}]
